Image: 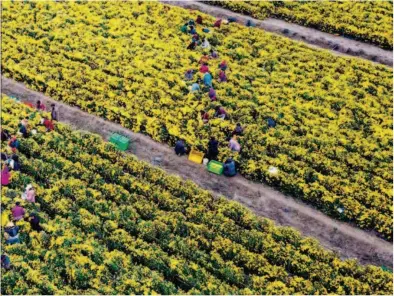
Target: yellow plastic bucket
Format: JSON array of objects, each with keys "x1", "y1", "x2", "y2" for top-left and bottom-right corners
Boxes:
[{"x1": 188, "y1": 149, "x2": 204, "y2": 164}]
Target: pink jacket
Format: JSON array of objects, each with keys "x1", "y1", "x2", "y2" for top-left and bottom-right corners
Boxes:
[
  {"x1": 229, "y1": 139, "x2": 241, "y2": 152},
  {"x1": 12, "y1": 206, "x2": 25, "y2": 221},
  {"x1": 1, "y1": 166, "x2": 10, "y2": 186},
  {"x1": 26, "y1": 189, "x2": 36, "y2": 203}
]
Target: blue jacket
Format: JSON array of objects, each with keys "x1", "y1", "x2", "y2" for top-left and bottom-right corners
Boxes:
[
  {"x1": 268, "y1": 118, "x2": 276, "y2": 128},
  {"x1": 5, "y1": 226, "x2": 19, "y2": 237},
  {"x1": 203, "y1": 73, "x2": 212, "y2": 86},
  {"x1": 224, "y1": 160, "x2": 236, "y2": 177},
  {"x1": 191, "y1": 83, "x2": 200, "y2": 92},
  {"x1": 175, "y1": 141, "x2": 186, "y2": 155},
  {"x1": 6, "y1": 235, "x2": 20, "y2": 245}
]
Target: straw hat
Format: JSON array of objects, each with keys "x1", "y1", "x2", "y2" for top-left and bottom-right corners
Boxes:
[{"x1": 6, "y1": 221, "x2": 14, "y2": 228}]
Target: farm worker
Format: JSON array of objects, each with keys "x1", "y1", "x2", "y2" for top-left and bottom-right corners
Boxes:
[
  {"x1": 187, "y1": 41, "x2": 197, "y2": 50},
  {"x1": 214, "y1": 106, "x2": 227, "y2": 119},
  {"x1": 1, "y1": 153, "x2": 7, "y2": 162},
  {"x1": 24, "y1": 184, "x2": 36, "y2": 203},
  {"x1": 51, "y1": 104, "x2": 58, "y2": 121},
  {"x1": 29, "y1": 213, "x2": 42, "y2": 232},
  {"x1": 208, "y1": 87, "x2": 216, "y2": 101},
  {"x1": 36, "y1": 100, "x2": 46, "y2": 111},
  {"x1": 4, "y1": 222, "x2": 19, "y2": 237},
  {"x1": 218, "y1": 70, "x2": 227, "y2": 82},
  {"x1": 219, "y1": 60, "x2": 228, "y2": 71},
  {"x1": 21, "y1": 117, "x2": 29, "y2": 127},
  {"x1": 207, "y1": 137, "x2": 219, "y2": 160},
  {"x1": 228, "y1": 16, "x2": 237, "y2": 23},
  {"x1": 232, "y1": 123, "x2": 244, "y2": 136},
  {"x1": 19, "y1": 123, "x2": 28, "y2": 138},
  {"x1": 213, "y1": 18, "x2": 222, "y2": 28},
  {"x1": 1, "y1": 164, "x2": 11, "y2": 186},
  {"x1": 210, "y1": 49, "x2": 219, "y2": 59},
  {"x1": 199, "y1": 54, "x2": 209, "y2": 64},
  {"x1": 174, "y1": 139, "x2": 186, "y2": 156},
  {"x1": 246, "y1": 19, "x2": 256, "y2": 27},
  {"x1": 229, "y1": 135, "x2": 241, "y2": 152},
  {"x1": 200, "y1": 110, "x2": 209, "y2": 124},
  {"x1": 201, "y1": 38, "x2": 210, "y2": 49},
  {"x1": 200, "y1": 63, "x2": 209, "y2": 74},
  {"x1": 223, "y1": 157, "x2": 237, "y2": 177},
  {"x1": 1, "y1": 254, "x2": 11, "y2": 270},
  {"x1": 189, "y1": 25, "x2": 197, "y2": 35},
  {"x1": 196, "y1": 15, "x2": 203, "y2": 25},
  {"x1": 203, "y1": 72, "x2": 213, "y2": 87},
  {"x1": 1, "y1": 128, "x2": 11, "y2": 142},
  {"x1": 192, "y1": 33, "x2": 200, "y2": 43},
  {"x1": 4, "y1": 222, "x2": 20, "y2": 245},
  {"x1": 8, "y1": 136, "x2": 20, "y2": 153},
  {"x1": 190, "y1": 82, "x2": 200, "y2": 92},
  {"x1": 4, "y1": 232, "x2": 20, "y2": 245},
  {"x1": 180, "y1": 23, "x2": 188, "y2": 33},
  {"x1": 9, "y1": 155, "x2": 21, "y2": 171},
  {"x1": 185, "y1": 69, "x2": 194, "y2": 81},
  {"x1": 267, "y1": 117, "x2": 276, "y2": 128},
  {"x1": 11, "y1": 202, "x2": 25, "y2": 221},
  {"x1": 188, "y1": 19, "x2": 196, "y2": 26},
  {"x1": 41, "y1": 117, "x2": 54, "y2": 132}
]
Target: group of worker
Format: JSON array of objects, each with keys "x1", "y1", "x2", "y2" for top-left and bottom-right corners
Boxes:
[
  {"x1": 176, "y1": 15, "x2": 246, "y2": 176},
  {"x1": 1, "y1": 100, "x2": 55, "y2": 270},
  {"x1": 174, "y1": 120, "x2": 242, "y2": 177}
]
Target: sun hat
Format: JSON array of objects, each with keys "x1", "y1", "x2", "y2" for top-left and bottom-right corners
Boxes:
[{"x1": 6, "y1": 222, "x2": 14, "y2": 228}]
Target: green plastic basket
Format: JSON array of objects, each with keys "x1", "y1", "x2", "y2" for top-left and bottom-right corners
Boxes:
[
  {"x1": 109, "y1": 133, "x2": 130, "y2": 151},
  {"x1": 109, "y1": 133, "x2": 121, "y2": 144},
  {"x1": 117, "y1": 135, "x2": 130, "y2": 151},
  {"x1": 207, "y1": 160, "x2": 224, "y2": 175}
]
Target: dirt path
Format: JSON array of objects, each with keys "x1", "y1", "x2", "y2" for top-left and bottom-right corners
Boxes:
[
  {"x1": 161, "y1": 0, "x2": 393, "y2": 67},
  {"x1": 1, "y1": 76, "x2": 392, "y2": 268}
]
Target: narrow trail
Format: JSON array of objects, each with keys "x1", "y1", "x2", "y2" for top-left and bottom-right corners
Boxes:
[
  {"x1": 161, "y1": 0, "x2": 393, "y2": 67},
  {"x1": 2, "y1": 76, "x2": 392, "y2": 268}
]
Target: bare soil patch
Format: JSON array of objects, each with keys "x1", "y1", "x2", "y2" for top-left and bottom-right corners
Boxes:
[{"x1": 2, "y1": 76, "x2": 392, "y2": 268}]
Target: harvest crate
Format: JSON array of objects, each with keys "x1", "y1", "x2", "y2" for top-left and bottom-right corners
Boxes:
[
  {"x1": 207, "y1": 160, "x2": 224, "y2": 175},
  {"x1": 109, "y1": 133, "x2": 130, "y2": 151},
  {"x1": 188, "y1": 149, "x2": 204, "y2": 164}
]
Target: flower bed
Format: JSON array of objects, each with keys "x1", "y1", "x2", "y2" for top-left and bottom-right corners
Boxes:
[
  {"x1": 1, "y1": 95, "x2": 393, "y2": 294},
  {"x1": 1, "y1": 0, "x2": 392, "y2": 239},
  {"x1": 207, "y1": 0, "x2": 393, "y2": 49}
]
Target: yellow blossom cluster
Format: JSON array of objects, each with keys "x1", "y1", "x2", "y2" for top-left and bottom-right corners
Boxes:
[
  {"x1": 208, "y1": 0, "x2": 393, "y2": 49},
  {"x1": 1, "y1": 0, "x2": 392, "y2": 238},
  {"x1": 1, "y1": 95, "x2": 392, "y2": 294}
]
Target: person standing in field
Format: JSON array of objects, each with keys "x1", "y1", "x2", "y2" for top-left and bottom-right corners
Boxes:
[
  {"x1": 207, "y1": 137, "x2": 219, "y2": 160},
  {"x1": 36, "y1": 100, "x2": 46, "y2": 111},
  {"x1": 51, "y1": 104, "x2": 58, "y2": 121},
  {"x1": 174, "y1": 139, "x2": 186, "y2": 156}
]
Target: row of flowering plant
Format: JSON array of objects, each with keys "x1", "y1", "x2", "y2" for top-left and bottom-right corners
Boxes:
[
  {"x1": 1, "y1": 0, "x2": 392, "y2": 238},
  {"x1": 1, "y1": 95, "x2": 393, "y2": 295},
  {"x1": 207, "y1": 0, "x2": 393, "y2": 49}
]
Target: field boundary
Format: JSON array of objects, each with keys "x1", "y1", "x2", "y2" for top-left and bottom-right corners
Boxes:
[
  {"x1": 161, "y1": 0, "x2": 393, "y2": 67},
  {"x1": 1, "y1": 76, "x2": 392, "y2": 268}
]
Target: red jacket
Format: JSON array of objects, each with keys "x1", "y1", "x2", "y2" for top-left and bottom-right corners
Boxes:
[
  {"x1": 200, "y1": 65, "x2": 209, "y2": 73},
  {"x1": 44, "y1": 119, "x2": 54, "y2": 131}
]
